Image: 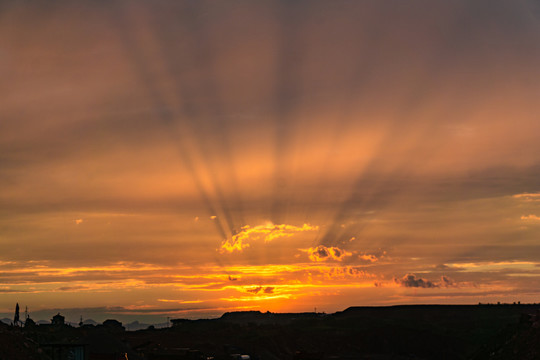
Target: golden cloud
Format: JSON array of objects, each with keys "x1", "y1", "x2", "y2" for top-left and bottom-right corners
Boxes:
[
  {"x1": 521, "y1": 214, "x2": 540, "y2": 221},
  {"x1": 321, "y1": 266, "x2": 374, "y2": 280},
  {"x1": 220, "y1": 223, "x2": 319, "y2": 253}
]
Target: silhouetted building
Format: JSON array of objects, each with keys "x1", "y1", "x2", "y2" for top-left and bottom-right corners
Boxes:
[
  {"x1": 102, "y1": 319, "x2": 125, "y2": 332},
  {"x1": 170, "y1": 318, "x2": 191, "y2": 327},
  {"x1": 24, "y1": 316, "x2": 36, "y2": 328},
  {"x1": 52, "y1": 313, "x2": 65, "y2": 326}
]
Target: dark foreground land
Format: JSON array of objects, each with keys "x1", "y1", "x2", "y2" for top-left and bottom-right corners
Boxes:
[{"x1": 3, "y1": 304, "x2": 540, "y2": 360}]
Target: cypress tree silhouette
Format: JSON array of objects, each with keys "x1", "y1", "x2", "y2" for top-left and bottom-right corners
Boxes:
[{"x1": 13, "y1": 303, "x2": 20, "y2": 326}]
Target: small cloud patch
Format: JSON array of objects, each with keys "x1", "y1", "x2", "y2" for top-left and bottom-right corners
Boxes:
[
  {"x1": 300, "y1": 245, "x2": 352, "y2": 262},
  {"x1": 440, "y1": 276, "x2": 455, "y2": 287},
  {"x1": 245, "y1": 286, "x2": 274, "y2": 294},
  {"x1": 358, "y1": 253, "x2": 378, "y2": 262},
  {"x1": 57, "y1": 285, "x2": 88, "y2": 292},
  {"x1": 521, "y1": 214, "x2": 540, "y2": 221},
  {"x1": 396, "y1": 274, "x2": 438, "y2": 288},
  {"x1": 395, "y1": 274, "x2": 458, "y2": 288},
  {"x1": 514, "y1": 193, "x2": 540, "y2": 202}
]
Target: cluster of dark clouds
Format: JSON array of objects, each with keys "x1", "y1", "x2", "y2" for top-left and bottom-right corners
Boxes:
[
  {"x1": 246, "y1": 286, "x2": 274, "y2": 295},
  {"x1": 395, "y1": 274, "x2": 457, "y2": 289}
]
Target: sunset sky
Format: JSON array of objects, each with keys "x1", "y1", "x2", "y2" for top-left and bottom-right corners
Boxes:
[{"x1": 2, "y1": 0, "x2": 540, "y2": 324}]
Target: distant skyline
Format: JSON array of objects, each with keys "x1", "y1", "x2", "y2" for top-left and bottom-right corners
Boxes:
[{"x1": 2, "y1": 0, "x2": 540, "y2": 323}]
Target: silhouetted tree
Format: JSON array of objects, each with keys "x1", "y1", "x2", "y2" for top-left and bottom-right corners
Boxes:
[{"x1": 13, "y1": 303, "x2": 20, "y2": 326}]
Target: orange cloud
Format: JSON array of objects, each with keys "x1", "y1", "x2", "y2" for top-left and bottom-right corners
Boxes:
[
  {"x1": 220, "y1": 223, "x2": 319, "y2": 253},
  {"x1": 321, "y1": 266, "x2": 374, "y2": 280},
  {"x1": 513, "y1": 193, "x2": 540, "y2": 201},
  {"x1": 358, "y1": 254, "x2": 379, "y2": 262},
  {"x1": 521, "y1": 214, "x2": 540, "y2": 221},
  {"x1": 300, "y1": 245, "x2": 352, "y2": 262},
  {"x1": 157, "y1": 299, "x2": 204, "y2": 304}
]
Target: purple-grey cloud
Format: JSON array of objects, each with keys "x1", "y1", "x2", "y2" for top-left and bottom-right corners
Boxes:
[
  {"x1": 395, "y1": 274, "x2": 458, "y2": 288},
  {"x1": 396, "y1": 274, "x2": 438, "y2": 288}
]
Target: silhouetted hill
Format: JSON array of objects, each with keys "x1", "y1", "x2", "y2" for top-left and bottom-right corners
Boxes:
[
  {"x1": 3, "y1": 304, "x2": 540, "y2": 359},
  {"x1": 82, "y1": 319, "x2": 98, "y2": 326},
  {"x1": 220, "y1": 310, "x2": 321, "y2": 325}
]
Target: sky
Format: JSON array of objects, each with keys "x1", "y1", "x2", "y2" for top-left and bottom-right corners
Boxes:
[{"x1": 2, "y1": 0, "x2": 540, "y2": 324}]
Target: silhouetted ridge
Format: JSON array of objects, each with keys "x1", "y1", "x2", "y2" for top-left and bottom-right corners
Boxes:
[{"x1": 3, "y1": 305, "x2": 540, "y2": 359}]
